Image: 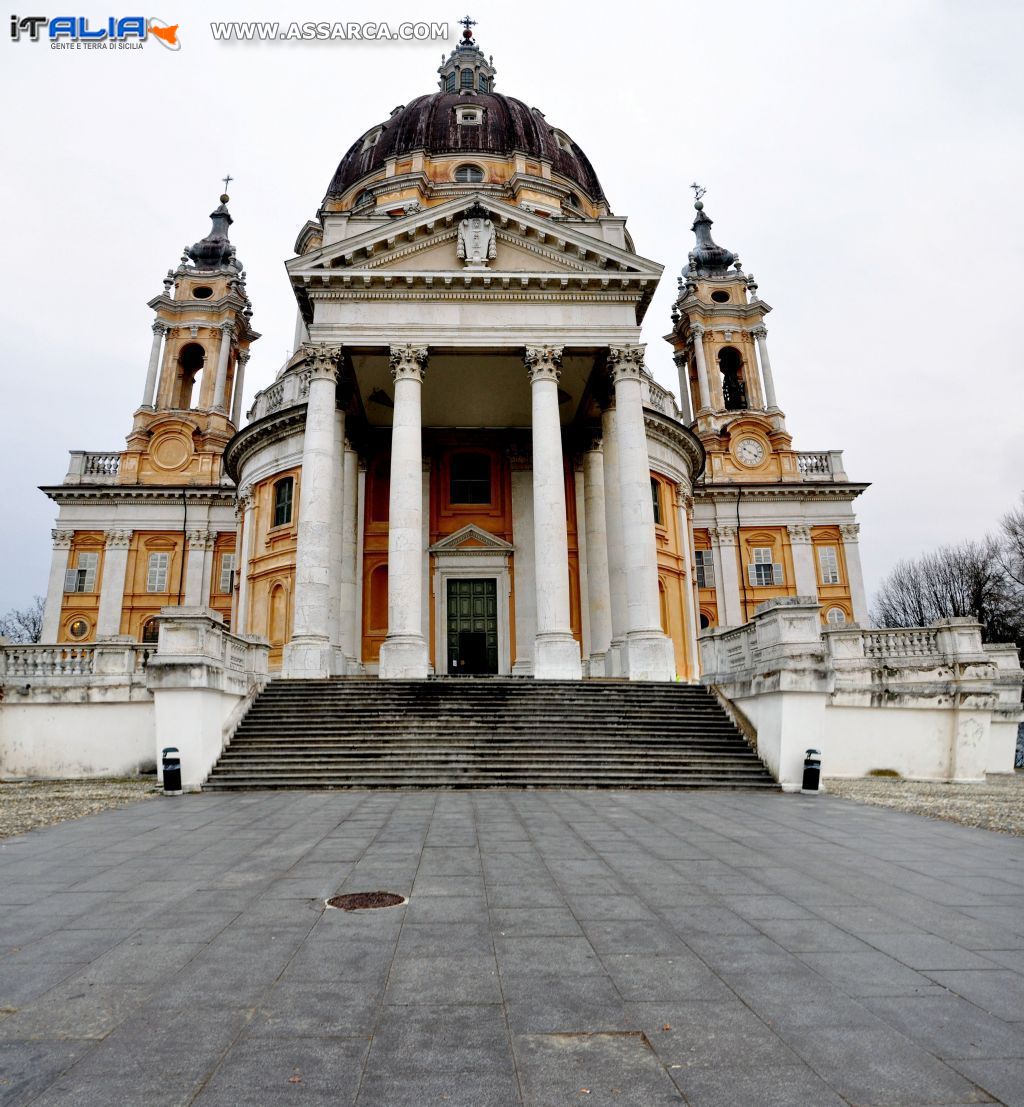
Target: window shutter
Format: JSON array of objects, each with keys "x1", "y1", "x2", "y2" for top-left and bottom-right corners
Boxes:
[
  {"x1": 747, "y1": 564, "x2": 758, "y2": 587},
  {"x1": 773, "y1": 563, "x2": 784, "y2": 586},
  {"x1": 64, "y1": 569, "x2": 80, "y2": 593}
]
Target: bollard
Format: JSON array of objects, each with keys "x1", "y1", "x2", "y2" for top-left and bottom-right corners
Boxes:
[
  {"x1": 162, "y1": 747, "x2": 183, "y2": 796},
  {"x1": 801, "y1": 749, "x2": 822, "y2": 795}
]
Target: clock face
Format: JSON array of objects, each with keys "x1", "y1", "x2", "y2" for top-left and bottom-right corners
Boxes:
[{"x1": 736, "y1": 438, "x2": 766, "y2": 467}]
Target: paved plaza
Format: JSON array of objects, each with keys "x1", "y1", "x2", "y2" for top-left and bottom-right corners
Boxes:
[{"x1": 1, "y1": 789, "x2": 1023, "y2": 1106}]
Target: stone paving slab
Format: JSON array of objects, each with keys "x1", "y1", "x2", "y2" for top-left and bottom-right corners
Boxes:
[{"x1": 1, "y1": 789, "x2": 1023, "y2": 1105}]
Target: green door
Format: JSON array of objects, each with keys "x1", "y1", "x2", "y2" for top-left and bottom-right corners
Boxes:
[{"x1": 446, "y1": 578, "x2": 499, "y2": 675}]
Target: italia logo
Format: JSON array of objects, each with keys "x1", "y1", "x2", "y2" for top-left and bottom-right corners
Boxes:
[{"x1": 10, "y1": 15, "x2": 180, "y2": 48}]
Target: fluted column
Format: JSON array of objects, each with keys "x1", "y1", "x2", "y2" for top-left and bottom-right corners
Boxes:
[
  {"x1": 379, "y1": 344, "x2": 430, "y2": 679},
  {"x1": 141, "y1": 322, "x2": 166, "y2": 409},
  {"x1": 230, "y1": 349, "x2": 250, "y2": 426},
  {"x1": 751, "y1": 325, "x2": 778, "y2": 411},
  {"x1": 282, "y1": 342, "x2": 341, "y2": 678},
  {"x1": 600, "y1": 401, "x2": 628, "y2": 675},
  {"x1": 96, "y1": 529, "x2": 133, "y2": 639},
  {"x1": 841, "y1": 522, "x2": 869, "y2": 623},
  {"x1": 582, "y1": 436, "x2": 613, "y2": 676},
  {"x1": 212, "y1": 322, "x2": 234, "y2": 413},
  {"x1": 41, "y1": 530, "x2": 74, "y2": 643},
  {"x1": 690, "y1": 324, "x2": 711, "y2": 413},
  {"x1": 608, "y1": 345, "x2": 675, "y2": 680},
  {"x1": 673, "y1": 351, "x2": 693, "y2": 424},
  {"x1": 525, "y1": 345, "x2": 581, "y2": 680}
]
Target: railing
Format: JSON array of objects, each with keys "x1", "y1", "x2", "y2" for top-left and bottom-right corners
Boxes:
[
  {"x1": 250, "y1": 370, "x2": 311, "y2": 421},
  {"x1": 83, "y1": 452, "x2": 121, "y2": 477},
  {"x1": 797, "y1": 452, "x2": 831, "y2": 477},
  {"x1": 0, "y1": 643, "x2": 154, "y2": 681},
  {"x1": 863, "y1": 628, "x2": 940, "y2": 660},
  {"x1": 643, "y1": 377, "x2": 679, "y2": 420}
]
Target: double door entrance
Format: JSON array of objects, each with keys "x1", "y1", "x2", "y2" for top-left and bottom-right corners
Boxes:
[{"x1": 446, "y1": 578, "x2": 499, "y2": 675}]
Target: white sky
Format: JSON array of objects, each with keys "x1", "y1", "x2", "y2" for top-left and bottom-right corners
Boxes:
[{"x1": 1, "y1": 0, "x2": 1022, "y2": 614}]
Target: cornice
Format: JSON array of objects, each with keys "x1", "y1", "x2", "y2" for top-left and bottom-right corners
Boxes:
[
  {"x1": 693, "y1": 481, "x2": 869, "y2": 503},
  {"x1": 40, "y1": 484, "x2": 236, "y2": 507}
]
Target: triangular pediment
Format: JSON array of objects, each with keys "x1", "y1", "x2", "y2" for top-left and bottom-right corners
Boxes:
[
  {"x1": 287, "y1": 194, "x2": 662, "y2": 281},
  {"x1": 429, "y1": 524, "x2": 515, "y2": 556}
]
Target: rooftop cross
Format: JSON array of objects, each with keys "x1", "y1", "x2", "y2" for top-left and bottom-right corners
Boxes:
[
  {"x1": 222, "y1": 173, "x2": 233, "y2": 195},
  {"x1": 690, "y1": 182, "x2": 706, "y2": 204},
  {"x1": 459, "y1": 14, "x2": 476, "y2": 39}
]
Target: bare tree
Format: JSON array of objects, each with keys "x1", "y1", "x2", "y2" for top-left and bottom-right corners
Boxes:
[{"x1": 0, "y1": 596, "x2": 45, "y2": 644}]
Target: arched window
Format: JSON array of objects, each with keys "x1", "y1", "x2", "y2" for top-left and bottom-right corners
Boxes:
[
  {"x1": 826, "y1": 607, "x2": 847, "y2": 626},
  {"x1": 454, "y1": 164, "x2": 484, "y2": 184},
  {"x1": 177, "y1": 343, "x2": 205, "y2": 409},
  {"x1": 352, "y1": 189, "x2": 373, "y2": 210},
  {"x1": 269, "y1": 584, "x2": 288, "y2": 646},
  {"x1": 459, "y1": 68, "x2": 473, "y2": 88},
  {"x1": 273, "y1": 476, "x2": 294, "y2": 527},
  {"x1": 141, "y1": 618, "x2": 159, "y2": 644},
  {"x1": 445, "y1": 71, "x2": 457, "y2": 92},
  {"x1": 718, "y1": 347, "x2": 747, "y2": 411},
  {"x1": 450, "y1": 453, "x2": 491, "y2": 504},
  {"x1": 699, "y1": 613, "x2": 711, "y2": 631}
]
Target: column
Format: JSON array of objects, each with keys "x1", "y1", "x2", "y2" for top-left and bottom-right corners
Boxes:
[
  {"x1": 601, "y1": 401, "x2": 628, "y2": 675},
  {"x1": 183, "y1": 529, "x2": 214, "y2": 607},
  {"x1": 788, "y1": 524, "x2": 819, "y2": 599},
  {"x1": 608, "y1": 345, "x2": 676, "y2": 680},
  {"x1": 339, "y1": 442, "x2": 360, "y2": 666},
  {"x1": 525, "y1": 345, "x2": 582, "y2": 680},
  {"x1": 752, "y1": 325, "x2": 779, "y2": 411},
  {"x1": 673, "y1": 351, "x2": 693, "y2": 424},
  {"x1": 582, "y1": 436, "x2": 613, "y2": 676},
  {"x1": 233, "y1": 488, "x2": 254, "y2": 635},
  {"x1": 327, "y1": 408, "x2": 345, "y2": 665},
  {"x1": 282, "y1": 342, "x2": 341, "y2": 678},
  {"x1": 709, "y1": 527, "x2": 728, "y2": 626},
  {"x1": 509, "y1": 445, "x2": 536, "y2": 675},
  {"x1": 41, "y1": 530, "x2": 74, "y2": 643},
  {"x1": 212, "y1": 322, "x2": 234, "y2": 413},
  {"x1": 141, "y1": 322, "x2": 166, "y2": 409},
  {"x1": 96, "y1": 529, "x2": 132, "y2": 639},
  {"x1": 690, "y1": 323, "x2": 711, "y2": 413},
  {"x1": 379, "y1": 344, "x2": 430, "y2": 679},
  {"x1": 675, "y1": 488, "x2": 700, "y2": 680},
  {"x1": 713, "y1": 525, "x2": 745, "y2": 626},
  {"x1": 841, "y1": 522, "x2": 869, "y2": 624},
  {"x1": 230, "y1": 349, "x2": 250, "y2": 426}
]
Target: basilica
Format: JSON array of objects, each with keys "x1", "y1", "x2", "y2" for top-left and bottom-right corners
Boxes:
[{"x1": 38, "y1": 23, "x2": 868, "y2": 685}]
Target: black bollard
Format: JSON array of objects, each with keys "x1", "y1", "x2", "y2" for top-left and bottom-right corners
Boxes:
[
  {"x1": 162, "y1": 747, "x2": 182, "y2": 796},
  {"x1": 801, "y1": 749, "x2": 822, "y2": 794}
]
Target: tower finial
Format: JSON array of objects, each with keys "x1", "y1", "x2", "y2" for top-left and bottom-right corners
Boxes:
[
  {"x1": 459, "y1": 14, "x2": 477, "y2": 41},
  {"x1": 221, "y1": 173, "x2": 233, "y2": 201},
  {"x1": 690, "y1": 182, "x2": 707, "y2": 209}
]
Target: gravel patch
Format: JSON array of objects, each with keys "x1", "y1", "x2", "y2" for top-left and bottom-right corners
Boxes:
[
  {"x1": 825, "y1": 774, "x2": 1024, "y2": 836},
  {"x1": 0, "y1": 779, "x2": 159, "y2": 839}
]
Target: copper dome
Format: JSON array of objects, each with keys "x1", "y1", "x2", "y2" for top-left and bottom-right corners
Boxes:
[{"x1": 324, "y1": 91, "x2": 606, "y2": 204}]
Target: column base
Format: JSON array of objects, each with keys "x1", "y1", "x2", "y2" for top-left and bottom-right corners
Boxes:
[
  {"x1": 587, "y1": 652, "x2": 609, "y2": 678},
  {"x1": 533, "y1": 633, "x2": 582, "y2": 680},
  {"x1": 379, "y1": 634, "x2": 429, "y2": 680},
  {"x1": 607, "y1": 638, "x2": 626, "y2": 678},
  {"x1": 624, "y1": 631, "x2": 676, "y2": 682},
  {"x1": 281, "y1": 636, "x2": 333, "y2": 679}
]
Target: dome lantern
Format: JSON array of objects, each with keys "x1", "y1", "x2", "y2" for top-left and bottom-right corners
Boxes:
[{"x1": 437, "y1": 15, "x2": 496, "y2": 94}]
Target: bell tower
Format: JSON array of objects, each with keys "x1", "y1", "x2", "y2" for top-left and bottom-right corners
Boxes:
[
  {"x1": 120, "y1": 189, "x2": 260, "y2": 485},
  {"x1": 666, "y1": 188, "x2": 801, "y2": 484}
]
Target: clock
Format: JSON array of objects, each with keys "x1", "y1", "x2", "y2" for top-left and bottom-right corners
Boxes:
[{"x1": 735, "y1": 438, "x2": 766, "y2": 467}]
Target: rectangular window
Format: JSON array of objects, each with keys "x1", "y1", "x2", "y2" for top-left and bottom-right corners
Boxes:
[
  {"x1": 147, "y1": 552, "x2": 169, "y2": 593},
  {"x1": 748, "y1": 546, "x2": 784, "y2": 587},
  {"x1": 64, "y1": 550, "x2": 99, "y2": 593},
  {"x1": 695, "y1": 550, "x2": 714, "y2": 589},
  {"x1": 273, "y1": 477, "x2": 294, "y2": 527},
  {"x1": 219, "y1": 553, "x2": 236, "y2": 594},
  {"x1": 650, "y1": 478, "x2": 662, "y2": 526},
  {"x1": 818, "y1": 545, "x2": 841, "y2": 585},
  {"x1": 450, "y1": 453, "x2": 491, "y2": 505}
]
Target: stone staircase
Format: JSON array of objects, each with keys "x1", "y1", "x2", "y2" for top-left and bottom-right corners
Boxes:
[{"x1": 204, "y1": 678, "x2": 776, "y2": 790}]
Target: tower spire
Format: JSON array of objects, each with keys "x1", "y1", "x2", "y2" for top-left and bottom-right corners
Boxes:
[
  {"x1": 187, "y1": 186, "x2": 240, "y2": 272},
  {"x1": 685, "y1": 187, "x2": 737, "y2": 277}
]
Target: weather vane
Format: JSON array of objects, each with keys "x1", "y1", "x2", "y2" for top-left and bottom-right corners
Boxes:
[{"x1": 690, "y1": 182, "x2": 706, "y2": 202}]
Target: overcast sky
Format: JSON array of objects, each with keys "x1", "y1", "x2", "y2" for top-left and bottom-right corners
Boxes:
[{"x1": 2, "y1": 0, "x2": 1022, "y2": 615}]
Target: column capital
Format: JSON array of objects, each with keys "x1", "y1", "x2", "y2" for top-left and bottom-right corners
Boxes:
[
  {"x1": 152, "y1": 320, "x2": 169, "y2": 337},
  {"x1": 787, "y1": 524, "x2": 812, "y2": 544},
  {"x1": 711, "y1": 524, "x2": 737, "y2": 544},
  {"x1": 672, "y1": 349, "x2": 688, "y2": 369},
  {"x1": 302, "y1": 341, "x2": 342, "y2": 383},
  {"x1": 524, "y1": 344, "x2": 563, "y2": 383},
  {"x1": 51, "y1": 529, "x2": 74, "y2": 549},
  {"x1": 186, "y1": 528, "x2": 215, "y2": 550},
  {"x1": 840, "y1": 522, "x2": 861, "y2": 541},
  {"x1": 751, "y1": 324, "x2": 768, "y2": 340},
  {"x1": 389, "y1": 343, "x2": 428, "y2": 382},
  {"x1": 674, "y1": 485, "x2": 693, "y2": 511},
  {"x1": 690, "y1": 322, "x2": 706, "y2": 339},
  {"x1": 583, "y1": 433, "x2": 603, "y2": 454},
  {"x1": 607, "y1": 344, "x2": 646, "y2": 384},
  {"x1": 236, "y1": 348, "x2": 251, "y2": 367},
  {"x1": 104, "y1": 528, "x2": 133, "y2": 549},
  {"x1": 219, "y1": 320, "x2": 236, "y2": 337}
]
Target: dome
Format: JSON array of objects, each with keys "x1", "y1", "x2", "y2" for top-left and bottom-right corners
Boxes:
[{"x1": 325, "y1": 91, "x2": 606, "y2": 205}]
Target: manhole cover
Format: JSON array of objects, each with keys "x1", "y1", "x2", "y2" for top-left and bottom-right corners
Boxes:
[{"x1": 325, "y1": 891, "x2": 407, "y2": 911}]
